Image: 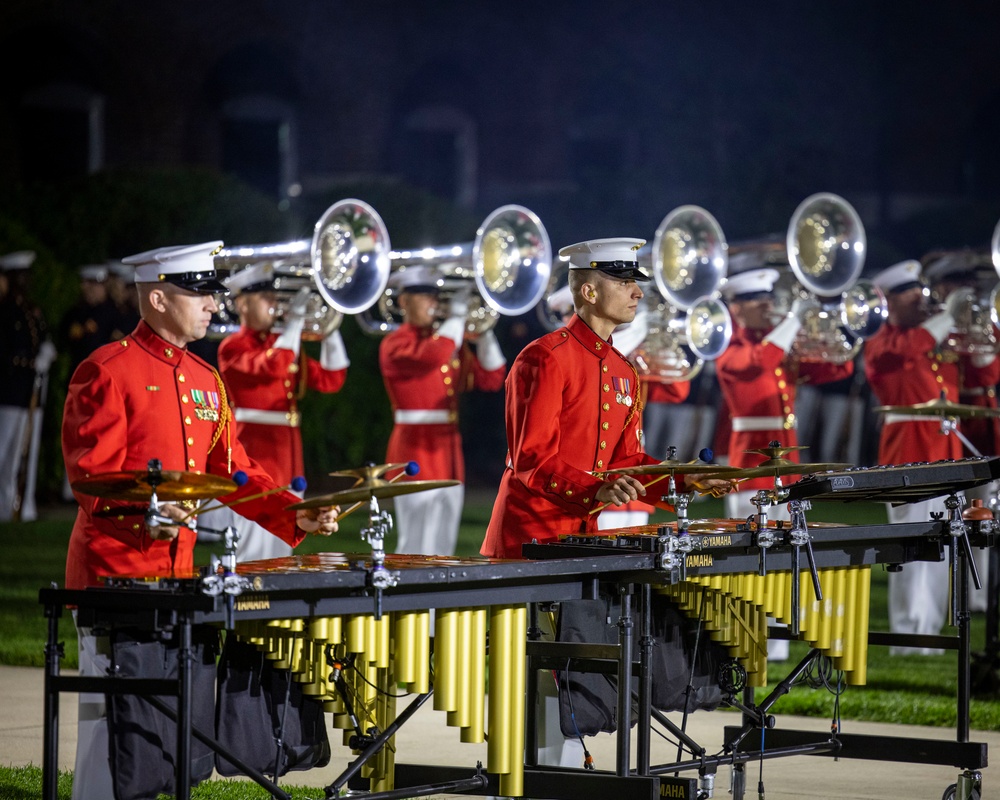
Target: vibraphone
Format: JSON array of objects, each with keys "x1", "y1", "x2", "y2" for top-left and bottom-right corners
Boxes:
[{"x1": 39, "y1": 457, "x2": 1000, "y2": 800}]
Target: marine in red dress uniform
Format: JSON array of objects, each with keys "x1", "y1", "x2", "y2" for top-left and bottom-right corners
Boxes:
[
  {"x1": 380, "y1": 265, "x2": 506, "y2": 555},
  {"x1": 864, "y1": 259, "x2": 998, "y2": 653},
  {"x1": 63, "y1": 242, "x2": 339, "y2": 800},
  {"x1": 211, "y1": 265, "x2": 350, "y2": 560},
  {"x1": 716, "y1": 268, "x2": 853, "y2": 519},
  {"x1": 482, "y1": 238, "x2": 727, "y2": 559}
]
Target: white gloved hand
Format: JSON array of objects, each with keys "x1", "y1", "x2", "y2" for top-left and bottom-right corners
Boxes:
[
  {"x1": 944, "y1": 286, "x2": 975, "y2": 320},
  {"x1": 790, "y1": 296, "x2": 820, "y2": 321},
  {"x1": 287, "y1": 286, "x2": 312, "y2": 318},
  {"x1": 447, "y1": 288, "x2": 472, "y2": 321},
  {"x1": 763, "y1": 314, "x2": 802, "y2": 353},
  {"x1": 273, "y1": 287, "x2": 310, "y2": 356},
  {"x1": 437, "y1": 289, "x2": 471, "y2": 348},
  {"x1": 476, "y1": 330, "x2": 506, "y2": 371},
  {"x1": 320, "y1": 329, "x2": 350, "y2": 370},
  {"x1": 921, "y1": 310, "x2": 953, "y2": 345},
  {"x1": 35, "y1": 341, "x2": 57, "y2": 374}
]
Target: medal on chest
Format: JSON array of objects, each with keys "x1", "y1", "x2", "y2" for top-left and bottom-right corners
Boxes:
[
  {"x1": 612, "y1": 375, "x2": 633, "y2": 407},
  {"x1": 192, "y1": 388, "x2": 221, "y2": 422}
]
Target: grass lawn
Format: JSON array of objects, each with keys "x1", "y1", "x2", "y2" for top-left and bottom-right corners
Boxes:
[{"x1": 5, "y1": 495, "x2": 1000, "y2": 733}]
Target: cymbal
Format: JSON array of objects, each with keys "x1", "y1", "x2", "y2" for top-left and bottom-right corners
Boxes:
[
  {"x1": 734, "y1": 459, "x2": 851, "y2": 480},
  {"x1": 598, "y1": 462, "x2": 744, "y2": 477},
  {"x1": 287, "y1": 479, "x2": 461, "y2": 509},
  {"x1": 71, "y1": 470, "x2": 237, "y2": 501},
  {"x1": 873, "y1": 397, "x2": 1000, "y2": 419},
  {"x1": 743, "y1": 444, "x2": 808, "y2": 459}
]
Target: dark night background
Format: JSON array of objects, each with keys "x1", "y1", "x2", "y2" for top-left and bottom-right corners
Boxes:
[{"x1": 3, "y1": 0, "x2": 1000, "y2": 495}]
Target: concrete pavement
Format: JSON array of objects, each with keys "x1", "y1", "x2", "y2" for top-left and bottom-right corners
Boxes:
[{"x1": 2, "y1": 664, "x2": 997, "y2": 799}]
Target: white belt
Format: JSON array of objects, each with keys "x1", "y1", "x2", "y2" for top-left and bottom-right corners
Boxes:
[
  {"x1": 961, "y1": 387, "x2": 987, "y2": 397},
  {"x1": 394, "y1": 409, "x2": 456, "y2": 425},
  {"x1": 884, "y1": 413, "x2": 942, "y2": 425},
  {"x1": 731, "y1": 415, "x2": 796, "y2": 432},
  {"x1": 234, "y1": 408, "x2": 299, "y2": 427}
]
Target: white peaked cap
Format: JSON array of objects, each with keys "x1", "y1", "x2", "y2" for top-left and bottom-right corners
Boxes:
[
  {"x1": 872, "y1": 259, "x2": 922, "y2": 293},
  {"x1": 106, "y1": 260, "x2": 134, "y2": 281},
  {"x1": 388, "y1": 265, "x2": 442, "y2": 292},
  {"x1": 722, "y1": 268, "x2": 780, "y2": 299},
  {"x1": 121, "y1": 241, "x2": 227, "y2": 294},
  {"x1": 224, "y1": 262, "x2": 275, "y2": 294},
  {"x1": 558, "y1": 237, "x2": 650, "y2": 281},
  {"x1": 0, "y1": 250, "x2": 36, "y2": 271},
  {"x1": 79, "y1": 264, "x2": 108, "y2": 282}
]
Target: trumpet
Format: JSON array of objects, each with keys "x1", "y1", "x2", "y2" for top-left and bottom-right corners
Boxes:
[
  {"x1": 630, "y1": 205, "x2": 733, "y2": 382},
  {"x1": 359, "y1": 205, "x2": 551, "y2": 336},
  {"x1": 211, "y1": 198, "x2": 392, "y2": 339}
]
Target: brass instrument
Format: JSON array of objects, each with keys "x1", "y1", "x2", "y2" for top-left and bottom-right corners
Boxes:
[
  {"x1": 211, "y1": 198, "x2": 392, "y2": 339},
  {"x1": 734, "y1": 192, "x2": 882, "y2": 363},
  {"x1": 921, "y1": 241, "x2": 1000, "y2": 355},
  {"x1": 358, "y1": 205, "x2": 551, "y2": 337},
  {"x1": 632, "y1": 205, "x2": 733, "y2": 382}
]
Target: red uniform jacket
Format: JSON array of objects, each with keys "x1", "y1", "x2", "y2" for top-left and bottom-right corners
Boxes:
[
  {"x1": 379, "y1": 323, "x2": 505, "y2": 482},
  {"x1": 62, "y1": 321, "x2": 306, "y2": 590},
  {"x1": 217, "y1": 327, "x2": 347, "y2": 483},
  {"x1": 716, "y1": 325, "x2": 853, "y2": 491},
  {"x1": 864, "y1": 323, "x2": 999, "y2": 464},
  {"x1": 481, "y1": 315, "x2": 664, "y2": 558}
]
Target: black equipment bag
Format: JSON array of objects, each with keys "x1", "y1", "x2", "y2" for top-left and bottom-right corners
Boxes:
[
  {"x1": 215, "y1": 634, "x2": 331, "y2": 777},
  {"x1": 556, "y1": 595, "x2": 727, "y2": 737},
  {"x1": 106, "y1": 626, "x2": 218, "y2": 800}
]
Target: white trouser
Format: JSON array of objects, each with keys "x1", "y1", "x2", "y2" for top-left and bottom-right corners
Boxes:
[
  {"x1": 887, "y1": 498, "x2": 950, "y2": 655},
  {"x1": 393, "y1": 484, "x2": 464, "y2": 556},
  {"x1": 73, "y1": 617, "x2": 115, "y2": 800},
  {"x1": 725, "y1": 489, "x2": 791, "y2": 523},
  {"x1": 197, "y1": 503, "x2": 296, "y2": 563},
  {"x1": 597, "y1": 509, "x2": 650, "y2": 530},
  {"x1": 724, "y1": 490, "x2": 791, "y2": 660},
  {"x1": 0, "y1": 405, "x2": 42, "y2": 521}
]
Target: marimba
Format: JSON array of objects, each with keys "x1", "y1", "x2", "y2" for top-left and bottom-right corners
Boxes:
[{"x1": 40, "y1": 457, "x2": 1000, "y2": 800}]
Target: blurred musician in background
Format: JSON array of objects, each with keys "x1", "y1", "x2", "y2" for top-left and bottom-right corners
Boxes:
[
  {"x1": 58, "y1": 263, "x2": 126, "y2": 502},
  {"x1": 717, "y1": 267, "x2": 855, "y2": 662},
  {"x1": 62, "y1": 241, "x2": 339, "y2": 799},
  {"x1": 865, "y1": 259, "x2": 998, "y2": 654},
  {"x1": 926, "y1": 254, "x2": 999, "y2": 613},
  {"x1": 207, "y1": 264, "x2": 350, "y2": 561},
  {"x1": 380, "y1": 265, "x2": 506, "y2": 556},
  {"x1": 716, "y1": 267, "x2": 854, "y2": 521},
  {"x1": 105, "y1": 258, "x2": 142, "y2": 338},
  {"x1": 0, "y1": 250, "x2": 57, "y2": 522}
]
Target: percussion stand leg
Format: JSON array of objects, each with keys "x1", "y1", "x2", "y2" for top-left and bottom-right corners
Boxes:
[
  {"x1": 524, "y1": 602, "x2": 541, "y2": 769},
  {"x1": 41, "y1": 593, "x2": 63, "y2": 800},
  {"x1": 615, "y1": 583, "x2": 634, "y2": 777},
  {"x1": 326, "y1": 690, "x2": 434, "y2": 797},
  {"x1": 636, "y1": 583, "x2": 653, "y2": 775},
  {"x1": 175, "y1": 615, "x2": 193, "y2": 800}
]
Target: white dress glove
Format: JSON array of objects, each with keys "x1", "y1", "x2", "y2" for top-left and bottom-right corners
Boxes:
[
  {"x1": 437, "y1": 289, "x2": 470, "y2": 349},
  {"x1": 763, "y1": 315, "x2": 802, "y2": 353},
  {"x1": 35, "y1": 341, "x2": 57, "y2": 374},
  {"x1": 944, "y1": 286, "x2": 975, "y2": 320},
  {"x1": 320, "y1": 329, "x2": 350, "y2": 370},
  {"x1": 476, "y1": 330, "x2": 506, "y2": 371},
  {"x1": 921, "y1": 310, "x2": 954, "y2": 346},
  {"x1": 273, "y1": 287, "x2": 311, "y2": 356}
]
